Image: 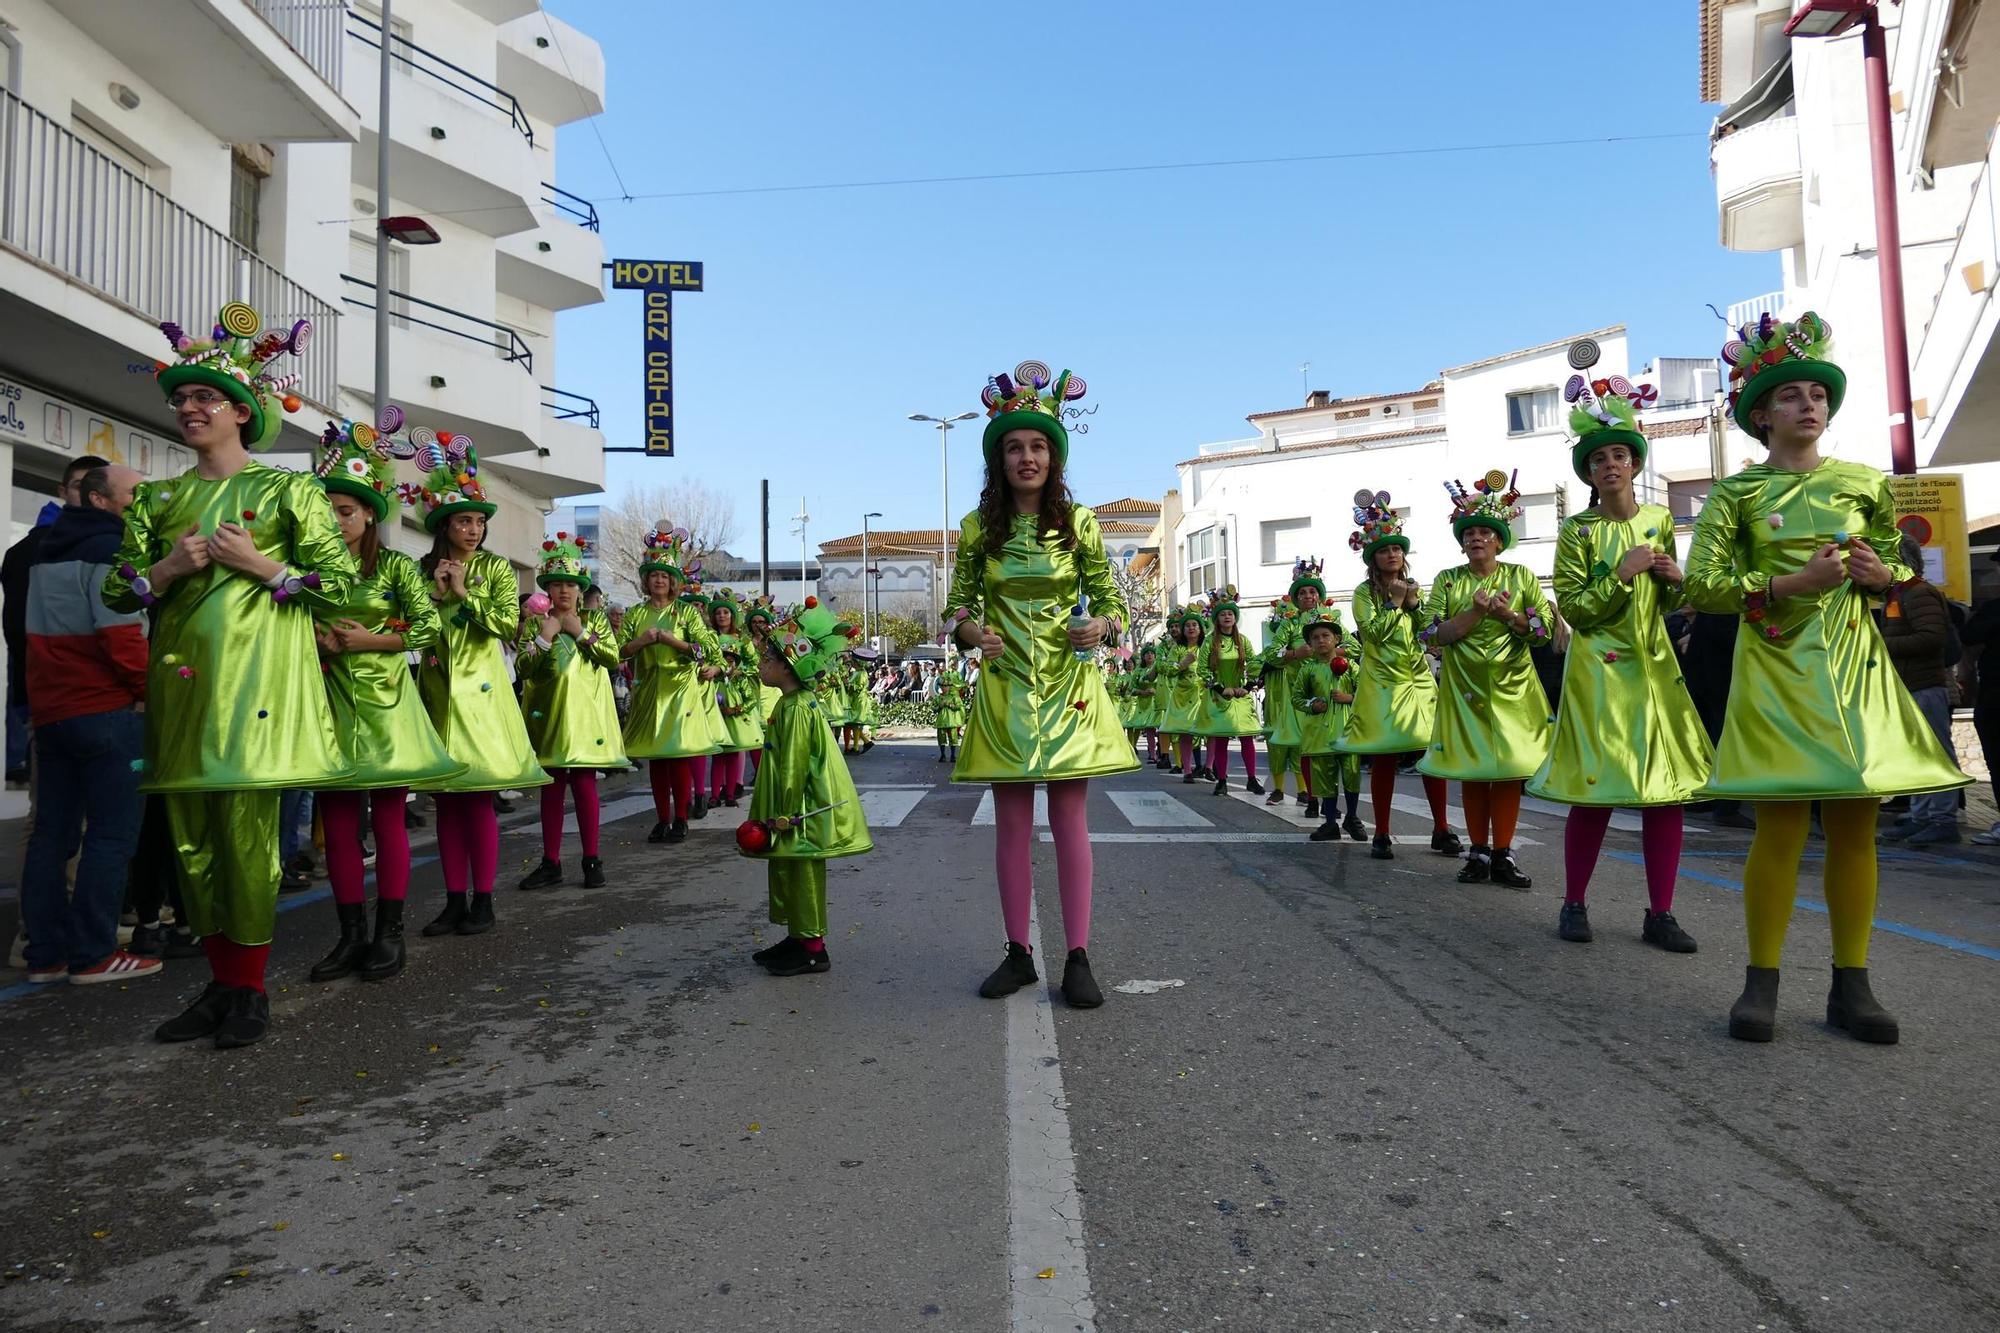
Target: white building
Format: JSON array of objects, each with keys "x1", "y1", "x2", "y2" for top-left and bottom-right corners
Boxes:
[
  {"x1": 1702, "y1": 0, "x2": 2000, "y2": 563},
  {"x1": 1, "y1": 0, "x2": 609, "y2": 591},
  {"x1": 1170, "y1": 328, "x2": 1721, "y2": 615}
]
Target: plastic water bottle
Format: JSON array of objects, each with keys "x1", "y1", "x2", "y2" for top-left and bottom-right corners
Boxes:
[{"x1": 1070, "y1": 604, "x2": 1094, "y2": 662}]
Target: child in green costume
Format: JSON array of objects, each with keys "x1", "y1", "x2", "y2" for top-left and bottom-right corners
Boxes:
[{"x1": 1295, "y1": 611, "x2": 1365, "y2": 843}]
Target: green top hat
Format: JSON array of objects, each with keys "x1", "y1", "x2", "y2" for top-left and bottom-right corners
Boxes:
[
  {"x1": 313, "y1": 416, "x2": 397, "y2": 520},
  {"x1": 1300, "y1": 607, "x2": 1345, "y2": 637},
  {"x1": 1348, "y1": 489, "x2": 1409, "y2": 563},
  {"x1": 156, "y1": 304, "x2": 312, "y2": 450},
  {"x1": 771, "y1": 597, "x2": 855, "y2": 682},
  {"x1": 979, "y1": 359, "x2": 1088, "y2": 466},
  {"x1": 1723, "y1": 311, "x2": 1845, "y2": 437},
  {"x1": 1446, "y1": 468, "x2": 1522, "y2": 550},
  {"x1": 535, "y1": 531, "x2": 591, "y2": 589}
]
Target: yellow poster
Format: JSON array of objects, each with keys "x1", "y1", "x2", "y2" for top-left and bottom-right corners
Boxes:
[{"x1": 1887, "y1": 472, "x2": 1970, "y2": 603}]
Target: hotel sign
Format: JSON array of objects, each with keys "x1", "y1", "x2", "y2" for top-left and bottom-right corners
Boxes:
[{"x1": 608, "y1": 259, "x2": 704, "y2": 457}]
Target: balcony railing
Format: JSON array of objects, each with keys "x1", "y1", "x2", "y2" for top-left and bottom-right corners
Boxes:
[
  {"x1": 347, "y1": 11, "x2": 534, "y2": 145},
  {"x1": 0, "y1": 88, "x2": 338, "y2": 410},
  {"x1": 249, "y1": 0, "x2": 345, "y2": 92},
  {"x1": 541, "y1": 385, "x2": 599, "y2": 427},
  {"x1": 541, "y1": 182, "x2": 600, "y2": 231},
  {"x1": 340, "y1": 274, "x2": 532, "y2": 371}
]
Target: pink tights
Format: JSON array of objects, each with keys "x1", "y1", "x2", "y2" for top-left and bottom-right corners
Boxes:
[
  {"x1": 434, "y1": 791, "x2": 500, "y2": 896},
  {"x1": 1208, "y1": 737, "x2": 1258, "y2": 782},
  {"x1": 648, "y1": 758, "x2": 693, "y2": 823},
  {"x1": 319, "y1": 788, "x2": 411, "y2": 906},
  {"x1": 993, "y1": 780, "x2": 1093, "y2": 952},
  {"x1": 690, "y1": 754, "x2": 710, "y2": 799},
  {"x1": 1563, "y1": 805, "x2": 1682, "y2": 913},
  {"x1": 710, "y1": 751, "x2": 741, "y2": 800},
  {"x1": 1178, "y1": 736, "x2": 1195, "y2": 770},
  {"x1": 540, "y1": 768, "x2": 601, "y2": 860}
]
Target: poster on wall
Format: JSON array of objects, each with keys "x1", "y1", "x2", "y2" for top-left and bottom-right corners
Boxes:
[{"x1": 1887, "y1": 472, "x2": 1971, "y2": 604}]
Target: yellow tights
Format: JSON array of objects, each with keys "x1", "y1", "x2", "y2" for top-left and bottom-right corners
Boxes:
[{"x1": 1742, "y1": 798, "x2": 1880, "y2": 969}]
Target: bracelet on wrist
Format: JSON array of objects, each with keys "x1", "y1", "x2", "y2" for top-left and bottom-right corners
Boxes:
[{"x1": 121, "y1": 563, "x2": 158, "y2": 608}]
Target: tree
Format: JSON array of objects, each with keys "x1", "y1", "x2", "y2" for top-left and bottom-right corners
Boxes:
[
  {"x1": 1109, "y1": 557, "x2": 1164, "y2": 646},
  {"x1": 594, "y1": 481, "x2": 741, "y2": 603},
  {"x1": 877, "y1": 613, "x2": 928, "y2": 652}
]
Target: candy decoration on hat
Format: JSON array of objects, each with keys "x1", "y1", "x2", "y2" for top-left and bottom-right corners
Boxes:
[
  {"x1": 314, "y1": 414, "x2": 401, "y2": 520},
  {"x1": 1349, "y1": 490, "x2": 1409, "y2": 562},
  {"x1": 641, "y1": 521, "x2": 692, "y2": 579},
  {"x1": 1446, "y1": 468, "x2": 1524, "y2": 548},
  {"x1": 1287, "y1": 556, "x2": 1327, "y2": 599},
  {"x1": 156, "y1": 303, "x2": 314, "y2": 449},
  {"x1": 979, "y1": 358, "x2": 1093, "y2": 465},
  {"x1": 536, "y1": 531, "x2": 592, "y2": 590},
  {"x1": 1721, "y1": 310, "x2": 1845, "y2": 437},
  {"x1": 415, "y1": 431, "x2": 494, "y2": 532},
  {"x1": 1562, "y1": 338, "x2": 1657, "y2": 482}
]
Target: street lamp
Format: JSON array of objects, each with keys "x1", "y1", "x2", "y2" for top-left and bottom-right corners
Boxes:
[
  {"x1": 908, "y1": 411, "x2": 978, "y2": 645},
  {"x1": 1783, "y1": 0, "x2": 1917, "y2": 474},
  {"x1": 860, "y1": 510, "x2": 882, "y2": 648}
]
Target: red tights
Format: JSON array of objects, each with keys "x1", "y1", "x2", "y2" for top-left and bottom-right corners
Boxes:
[
  {"x1": 540, "y1": 768, "x2": 601, "y2": 860},
  {"x1": 434, "y1": 791, "x2": 500, "y2": 896},
  {"x1": 1369, "y1": 757, "x2": 1450, "y2": 837},
  {"x1": 203, "y1": 935, "x2": 272, "y2": 993},
  {"x1": 320, "y1": 788, "x2": 411, "y2": 906}
]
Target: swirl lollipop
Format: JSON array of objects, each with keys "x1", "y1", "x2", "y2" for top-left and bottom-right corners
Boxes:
[
  {"x1": 1566, "y1": 338, "x2": 1601, "y2": 371},
  {"x1": 1061, "y1": 374, "x2": 1088, "y2": 401},
  {"x1": 1014, "y1": 360, "x2": 1052, "y2": 390},
  {"x1": 1606, "y1": 374, "x2": 1633, "y2": 397},
  {"x1": 1720, "y1": 339, "x2": 1749, "y2": 367},
  {"x1": 1563, "y1": 374, "x2": 1588, "y2": 403},
  {"x1": 1374, "y1": 490, "x2": 1392, "y2": 508},
  {"x1": 1353, "y1": 488, "x2": 1375, "y2": 507},
  {"x1": 383, "y1": 435, "x2": 417, "y2": 460},
  {"x1": 350, "y1": 422, "x2": 378, "y2": 451},
  {"x1": 219, "y1": 302, "x2": 261, "y2": 339},
  {"x1": 980, "y1": 383, "x2": 1003, "y2": 410},
  {"x1": 1484, "y1": 469, "x2": 1509, "y2": 493},
  {"x1": 377, "y1": 404, "x2": 405, "y2": 435},
  {"x1": 284, "y1": 319, "x2": 313, "y2": 356}
]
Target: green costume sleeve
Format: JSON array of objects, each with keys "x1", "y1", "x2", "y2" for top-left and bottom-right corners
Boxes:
[
  {"x1": 102, "y1": 482, "x2": 163, "y2": 614},
  {"x1": 686, "y1": 604, "x2": 722, "y2": 662},
  {"x1": 450, "y1": 554, "x2": 520, "y2": 640},
  {"x1": 1684, "y1": 481, "x2": 1763, "y2": 612},
  {"x1": 1292, "y1": 660, "x2": 1326, "y2": 715},
  {"x1": 1552, "y1": 516, "x2": 1633, "y2": 633},
  {"x1": 1072, "y1": 509, "x2": 1128, "y2": 628},
  {"x1": 1421, "y1": 574, "x2": 1451, "y2": 628},
  {"x1": 1864, "y1": 470, "x2": 1913, "y2": 585},
  {"x1": 281, "y1": 475, "x2": 358, "y2": 613},
  {"x1": 1197, "y1": 644, "x2": 1221, "y2": 693},
  {"x1": 389, "y1": 552, "x2": 443, "y2": 653},
  {"x1": 946, "y1": 513, "x2": 986, "y2": 622},
  {"x1": 579, "y1": 609, "x2": 621, "y2": 669}
]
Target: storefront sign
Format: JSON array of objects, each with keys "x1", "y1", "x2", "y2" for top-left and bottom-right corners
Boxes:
[
  {"x1": 608, "y1": 259, "x2": 704, "y2": 457},
  {"x1": 1888, "y1": 471, "x2": 1971, "y2": 603},
  {"x1": 0, "y1": 374, "x2": 185, "y2": 478}
]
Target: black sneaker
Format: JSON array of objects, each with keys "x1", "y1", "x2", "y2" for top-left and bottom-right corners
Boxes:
[
  {"x1": 162, "y1": 925, "x2": 204, "y2": 959},
  {"x1": 753, "y1": 936, "x2": 805, "y2": 968},
  {"x1": 1370, "y1": 834, "x2": 1394, "y2": 860},
  {"x1": 861, "y1": 740, "x2": 876, "y2": 753},
  {"x1": 938, "y1": 752, "x2": 949, "y2": 763},
  {"x1": 581, "y1": 857, "x2": 607, "y2": 888},
  {"x1": 647, "y1": 821, "x2": 670, "y2": 843},
  {"x1": 518, "y1": 858, "x2": 563, "y2": 891},
  {"x1": 156, "y1": 982, "x2": 233, "y2": 1043},
  {"x1": 1264, "y1": 790, "x2": 1286, "y2": 806},
  {"x1": 278, "y1": 869, "x2": 312, "y2": 895},
  {"x1": 1244, "y1": 777, "x2": 1265, "y2": 796},
  {"x1": 1061, "y1": 949, "x2": 1103, "y2": 1008},
  {"x1": 1641, "y1": 910, "x2": 1698, "y2": 953},
  {"x1": 213, "y1": 988, "x2": 270, "y2": 1050},
  {"x1": 1457, "y1": 845, "x2": 1491, "y2": 884},
  {"x1": 667, "y1": 819, "x2": 688, "y2": 843},
  {"x1": 1558, "y1": 901, "x2": 1593, "y2": 943},
  {"x1": 1182, "y1": 771, "x2": 1196, "y2": 784},
  {"x1": 457, "y1": 893, "x2": 496, "y2": 936},
  {"x1": 1170, "y1": 765, "x2": 1184, "y2": 775},
  {"x1": 768, "y1": 943, "x2": 831, "y2": 977},
  {"x1": 1430, "y1": 829, "x2": 1464, "y2": 857},
  {"x1": 1489, "y1": 848, "x2": 1532, "y2": 890},
  {"x1": 1342, "y1": 813, "x2": 1367, "y2": 842},
  {"x1": 1308, "y1": 820, "x2": 1342, "y2": 842},
  {"x1": 422, "y1": 893, "x2": 468, "y2": 937},
  {"x1": 1213, "y1": 778, "x2": 1228, "y2": 796},
  {"x1": 978, "y1": 942, "x2": 1038, "y2": 998},
  {"x1": 1293, "y1": 792, "x2": 1309, "y2": 807},
  {"x1": 1302, "y1": 798, "x2": 1321, "y2": 821},
  {"x1": 690, "y1": 794, "x2": 709, "y2": 821},
  {"x1": 127, "y1": 924, "x2": 165, "y2": 959}
]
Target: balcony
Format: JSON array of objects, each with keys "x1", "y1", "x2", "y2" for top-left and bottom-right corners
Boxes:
[
  {"x1": 484, "y1": 388, "x2": 605, "y2": 496},
  {"x1": 0, "y1": 88, "x2": 337, "y2": 446},
  {"x1": 338, "y1": 275, "x2": 538, "y2": 458},
  {"x1": 1915, "y1": 135, "x2": 2000, "y2": 467},
  {"x1": 1711, "y1": 114, "x2": 1804, "y2": 252},
  {"x1": 458, "y1": 0, "x2": 542, "y2": 22},
  {"x1": 47, "y1": 0, "x2": 357, "y2": 143},
  {"x1": 1725, "y1": 290, "x2": 1791, "y2": 331},
  {"x1": 497, "y1": 11, "x2": 607, "y2": 125},
  {"x1": 346, "y1": 13, "x2": 538, "y2": 238},
  {"x1": 496, "y1": 184, "x2": 605, "y2": 310}
]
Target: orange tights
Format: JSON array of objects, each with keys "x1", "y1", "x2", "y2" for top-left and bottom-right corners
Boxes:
[{"x1": 1459, "y1": 780, "x2": 1523, "y2": 849}]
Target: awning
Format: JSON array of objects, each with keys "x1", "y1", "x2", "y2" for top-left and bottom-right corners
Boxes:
[{"x1": 1712, "y1": 51, "x2": 1794, "y2": 142}]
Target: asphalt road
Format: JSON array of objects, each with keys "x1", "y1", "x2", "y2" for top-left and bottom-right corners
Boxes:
[{"x1": 1, "y1": 740, "x2": 1996, "y2": 1332}]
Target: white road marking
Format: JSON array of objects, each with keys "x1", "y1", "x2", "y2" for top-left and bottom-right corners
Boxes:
[
  {"x1": 973, "y1": 788, "x2": 1049, "y2": 826},
  {"x1": 1108, "y1": 790, "x2": 1214, "y2": 828},
  {"x1": 1007, "y1": 894, "x2": 1098, "y2": 1331},
  {"x1": 858, "y1": 789, "x2": 926, "y2": 828},
  {"x1": 1112, "y1": 979, "x2": 1186, "y2": 995}
]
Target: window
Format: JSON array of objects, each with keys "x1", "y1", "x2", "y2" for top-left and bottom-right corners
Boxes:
[
  {"x1": 1186, "y1": 526, "x2": 1219, "y2": 596},
  {"x1": 1260, "y1": 517, "x2": 1311, "y2": 565},
  {"x1": 229, "y1": 156, "x2": 263, "y2": 253},
  {"x1": 71, "y1": 112, "x2": 151, "y2": 183},
  {"x1": 1515, "y1": 491, "x2": 1560, "y2": 541},
  {"x1": 1506, "y1": 388, "x2": 1560, "y2": 436}
]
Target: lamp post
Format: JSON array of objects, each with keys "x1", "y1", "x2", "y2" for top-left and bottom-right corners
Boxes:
[
  {"x1": 860, "y1": 510, "x2": 882, "y2": 648},
  {"x1": 907, "y1": 411, "x2": 978, "y2": 644},
  {"x1": 790, "y1": 497, "x2": 809, "y2": 602},
  {"x1": 1782, "y1": 0, "x2": 1917, "y2": 474}
]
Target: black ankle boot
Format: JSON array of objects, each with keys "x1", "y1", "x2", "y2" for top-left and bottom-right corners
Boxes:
[
  {"x1": 457, "y1": 893, "x2": 495, "y2": 936},
  {"x1": 1641, "y1": 910, "x2": 1697, "y2": 954},
  {"x1": 1213, "y1": 777, "x2": 1229, "y2": 796},
  {"x1": 155, "y1": 982, "x2": 234, "y2": 1043},
  {"x1": 356, "y1": 899, "x2": 405, "y2": 981},
  {"x1": 421, "y1": 892, "x2": 467, "y2": 937},
  {"x1": 647, "y1": 820, "x2": 670, "y2": 843},
  {"x1": 1456, "y1": 844, "x2": 1491, "y2": 883},
  {"x1": 1431, "y1": 828, "x2": 1464, "y2": 856},
  {"x1": 1729, "y1": 966, "x2": 1780, "y2": 1041},
  {"x1": 213, "y1": 987, "x2": 270, "y2": 1050},
  {"x1": 1827, "y1": 967, "x2": 1899, "y2": 1044},
  {"x1": 690, "y1": 794, "x2": 709, "y2": 821},
  {"x1": 1061, "y1": 948, "x2": 1103, "y2": 1008},
  {"x1": 1370, "y1": 834, "x2": 1394, "y2": 860},
  {"x1": 1489, "y1": 847, "x2": 1532, "y2": 890},
  {"x1": 308, "y1": 902, "x2": 371, "y2": 982},
  {"x1": 1302, "y1": 797, "x2": 1321, "y2": 821},
  {"x1": 581, "y1": 856, "x2": 607, "y2": 888},
  {"x1": 518, "y1": 858, "x2": 563, "y2": 891},
  {"x1": 1244, "y1": 776, "x2": 1265, "y2": 795},
  {"x1": 978, "y1": 942, "x2": 1038, "y2": 998},
  {"x1": 753, "y1": 935, "x2": 805, "y2": 968}
]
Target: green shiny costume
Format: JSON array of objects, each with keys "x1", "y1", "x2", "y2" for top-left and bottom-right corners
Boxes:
[
  {"x1": 1528, "y1": 504, "x2": 1713, "y2": 806},
  {"x1": 1337, "y1": 579, "x2": 1439, "y2": 755},
  {"x1": 317, "y1": 550, "x2": 464, "y2": 790},
  {"x1": 1124, "y1": 660, "x2": 1159, "y2": 731},
  {"x1": 1295, "y1": 653, "x2": 1362, "y2": 792},
  {"x1": 517, "y1": 608, "x2": 627, "y2": 769},
  {"x1": 855, "y1": 663, "x2": 880, "y2": 729},
  {"x1": 935, "y1": 672, "x2": 969, "y2": 734},
  {"x1": 1158, "y1": 641, "x2": 1207, "y2": 737},
  {"x1": 1416, "y1": 562, "x2": 1552, "y2": 782},
  {"x1": 713, "y1": 630, "x2": 766, "y2": 751},
  {"x1": 1260, "y1": 611, "x2": 1307, "y2": 752},
  {"x1": 1198, "y1": 635, "x2": 1262, "y2": 737},
  {"x1": 947, "y1": 507, "x2": 1136, "y2": 783},
  {"x1": 618, "y1": 599, "x2": 723, "y2": 759},
  {"x1": 103, "y1": 463, "x2": 359, "y2": 943},
  {"x1": 1683, "y1": 459, "x2": 1969, "y2": 799},
  {"x1": 742, "y1": 687, "x2": 875, "y2": 939},
  {"x1": 416, "y1": 549, "x2": 548, "y2": 794}
]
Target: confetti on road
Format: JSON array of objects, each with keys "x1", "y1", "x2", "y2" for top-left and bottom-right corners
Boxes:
[{"x1": 1112, "y1": 978, "x2": 1186, "y2": 995}]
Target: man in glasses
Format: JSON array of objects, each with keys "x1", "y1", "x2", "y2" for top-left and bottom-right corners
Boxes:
[{"x1": 104, "y1": 314, "x2": 356, "y2": 1049}]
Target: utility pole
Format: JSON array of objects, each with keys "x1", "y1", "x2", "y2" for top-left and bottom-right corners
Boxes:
[
  {"x1": 791, "y1": 497, "x2": 809, "y2": 601},
  {"x1": 759, "y1": 479, "x2": 769, "y2": 595}
]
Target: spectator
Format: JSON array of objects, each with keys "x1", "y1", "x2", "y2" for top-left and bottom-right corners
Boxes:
[
  {"x1": 3, "y1": 454, "x2": 112, "y2": 783},
  {"x1": 19, "y1": 464, "x2": 157, "y2": 985},
  {"x1": 1684, "y1": 610, "x2": 1752, "y2": 828},
  {"x1": 1882, "y1": 535, "x2": 1959, "y2": 845}
]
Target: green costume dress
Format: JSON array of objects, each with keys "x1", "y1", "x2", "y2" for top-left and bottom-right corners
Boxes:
[
  {"x1": 416, "y1": 550, "x2": 548, "y2": 794},
  {"x1": 855, "y1": 664, "x2": 881, "y2": 729},
  {"x1": 618, "y1": 600, "x2": 723, "y2": 759},
  {"x1": 1683, "y1": 459, "x2": 1968, "y2": 799},
  {"x1": 1528, "y1": 504, "x2": 1712, "y2": 805},
  {"x1": 935, "y1": 672, "x2": 969, "y2": 734},
  {"x1": 1158, "y1": 643, "x2": 1207, "y2": 737},
  {"x1": 317, "y1": 549, "x2": 464, "y2": 791},
  {"x1": 104, "y1": 463, "x2": 360, "y2": 944},
  {"x1": 946, "y1": 507, "x2": 1137, "y2": 783},
  {"x1": 713, "y1": 631, "x2": 766, "y2": 752},
  {"x1": 1338, "y1": 579, "x2": 1438, "y2": 755},
  {"x1": 1124, "y1": 662, "x2": 1158, "y2": 732},
  {"x1": 1260, "y1": 614, "x2": 1308, "y2": 755},
  {"x1": 1198, "y1": 635, "x2": 1263, "y2": 737},
  {"x1": 1416, "y1": 562, "x2": 1552, "y2": 782},
  {"x1": 1294, "y1": 653, "x2": 1362, "y2": 790},
  {"x1": 517, "y1": 607, "x2": 627, "y2": 770},
  {"x1": 742, "y1": 687, "x2": 875, "y2": 939}
]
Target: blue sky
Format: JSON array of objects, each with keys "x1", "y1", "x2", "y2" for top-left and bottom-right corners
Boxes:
[{"x1": 545, "y1": 0, "x2": 1774, "y2": 550}]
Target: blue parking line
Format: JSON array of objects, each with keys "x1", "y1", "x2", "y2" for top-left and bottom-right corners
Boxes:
[{"x1": 1606, "y1": 851, "x2": 2000, "y2": 963}]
